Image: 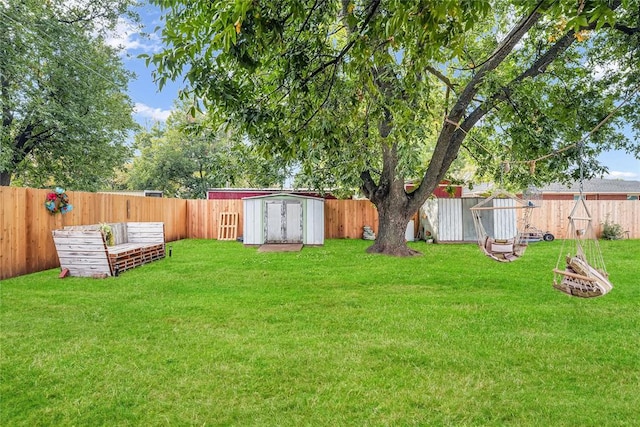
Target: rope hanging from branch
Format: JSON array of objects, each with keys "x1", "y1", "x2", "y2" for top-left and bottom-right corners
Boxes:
[{"x1": 552, "y1": 144, "x2": 613, "y2": 298}]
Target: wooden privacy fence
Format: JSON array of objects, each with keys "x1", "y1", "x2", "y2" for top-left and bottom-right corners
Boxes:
[
  {"x1": 1, "y1": 186, "x2": 638, "y2": 280},
  {"x1": 1, "y1": 187, "x2": 188, "y2": 280},
  {"x1": 529, "y1": 199, "x2": 639, "y2": 241},
  {"x1": 0, "y1": 191, "x2": 381, "y2": 279}
]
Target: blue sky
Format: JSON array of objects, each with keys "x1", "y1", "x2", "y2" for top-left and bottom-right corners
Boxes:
[{"x1": 111, "y1": 3, "x2": 639, "y2": 181}]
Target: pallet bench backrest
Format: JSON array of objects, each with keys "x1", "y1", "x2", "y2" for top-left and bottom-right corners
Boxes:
[
  {"x1": 51, "y1": 229, "x2": 112, "y2": 277},
  {"x1": 126, "y1": 222, "x2": 165, "y2": 244}
]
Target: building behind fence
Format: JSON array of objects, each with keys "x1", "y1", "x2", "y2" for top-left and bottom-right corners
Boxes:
[{"x1": 1, "y1": 187, "x2": 638, "y2": 280}]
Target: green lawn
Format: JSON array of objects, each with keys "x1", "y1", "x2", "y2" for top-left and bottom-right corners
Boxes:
[{"x1": 1, "y1": 239, "x2": 639, "y2": 426}]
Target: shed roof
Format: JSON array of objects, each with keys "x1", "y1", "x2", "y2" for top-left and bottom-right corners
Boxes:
[
  {"x1": 242, "y1": 192, "x2": 325, "y2": 201},
  {"x1": 539, "y1": 178, "x2": 640, "y2": 194},
  {"x1": 207, "y1": 188, "x2": 335, "y2": 199},
  {"x1": 462, "y1": 178, "x2": 640, "y2": 197}
]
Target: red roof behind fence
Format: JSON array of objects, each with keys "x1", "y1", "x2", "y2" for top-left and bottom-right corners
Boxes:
[
  {"x1": 405, "y1": 180, "x2": 462, "y2": 198},
  {"x1": 207, "y1": 181, "x2": 461, "y2": 200},
  {"x1": 207, "y1": 189, "x2": 337, "y2": 200}
]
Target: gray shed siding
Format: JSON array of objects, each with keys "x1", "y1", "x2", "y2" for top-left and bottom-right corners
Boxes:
[
  {"x1": 492, "y1": 198, "x2": 517, "y2": 240},
  {"x1": 243, "y1": 198, "x2": 263, "y2": 245},
  {"x1": 425, "y1": 197, "x2": 517, "y2": 242},
  {"x1": 305, "y1": 198, "x2": 325, "y2": 245},
  {"x1": 438, "y1": 199, "x2": 463, "y2": 241},
  {"x1": 242, "y1": 194, "x2": 324, "y2": 245}
]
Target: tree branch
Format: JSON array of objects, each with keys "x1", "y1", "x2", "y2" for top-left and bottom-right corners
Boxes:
[
  {"x1": 410, "y1": 2, "x2": 546, "y2": 208},
  {"x1": 294, "y1": 0, "x2": 325, "y2": 44},
  {"x1": 1, "y1": 75, "x2": 13, "y2": 128},
  {"x1": 612, "y1": 23, "x2": 640, "y2": 35},
  {"x1": 426, "y1": 65, "x2": 456, "y2": 92},
  {"x1": 303, "y1": 0, "x2": 380, "y2": 84},
  {"x1": 435, "y1": 4, "x2": 629, "y2": 190},
  {"x1": 294, "y1": 61, "x2": 339, "y2": 133},
  {"x1": 256, "y1": 1, "x2": 379, "y2": 114},
  {"x1": 360, "y1": 169, "x2": 377, "y2": 199}
]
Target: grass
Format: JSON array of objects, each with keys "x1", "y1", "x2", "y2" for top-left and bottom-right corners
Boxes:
[{"x1": 1, "y1": 239, "x2": 639, "y2": 426}]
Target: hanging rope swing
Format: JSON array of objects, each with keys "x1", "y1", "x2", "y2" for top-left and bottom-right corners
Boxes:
[
  {"x1": 552, "y1": 145, "x2": 612, "y2": 298},
  {"x1": 470, "y1": 189, "x2": 535, "y2": 262}
]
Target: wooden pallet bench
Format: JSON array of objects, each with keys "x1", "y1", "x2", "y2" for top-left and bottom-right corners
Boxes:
[{"x1": 52, "y1": 222, "x2": 165, "y2": 277}]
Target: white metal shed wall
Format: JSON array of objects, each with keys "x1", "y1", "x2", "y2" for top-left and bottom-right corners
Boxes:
[
  {"x1": 493, "y1": 198, "x2": 517, "y2": 239},
  {"x1": 422, "y1": 197, "x2": 518, "y2": 242},
  {"x1": 438, "y1": 198, "x2": 463, "y2": 241},
  {"x1": 243, "y1": 194, "x2": 325, "y2": 245},
  {"x1": 243, "y1": 198, "x2": 264, "y2": 244},
  {"x1": 305, "y1": 198, "x2": 325, "y2": 245}
]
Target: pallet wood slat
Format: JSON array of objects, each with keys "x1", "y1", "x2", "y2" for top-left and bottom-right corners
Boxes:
[
  {"x1": 108, "y1": 243, "x2": 165, "y2": 274},
  {"x1": 52, "y1": 230, "x2": 111, "y2": 277},
  {"x1": 218, "y1": 212, "x2": 239, "y2": 241}
]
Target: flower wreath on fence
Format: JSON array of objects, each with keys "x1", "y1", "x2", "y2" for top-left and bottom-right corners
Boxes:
[{"x1": 45, "y1": 187, "x2": 73, "y2": 214}]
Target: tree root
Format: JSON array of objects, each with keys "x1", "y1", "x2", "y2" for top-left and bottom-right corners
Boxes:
[{"x1": 365, "y1": 242, "x2": 423, "y2": 257}]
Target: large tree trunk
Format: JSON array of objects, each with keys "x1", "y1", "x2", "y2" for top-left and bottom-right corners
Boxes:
[
  {"x1": 361, "y1": 141, "x2": 428, "y2": 257},
  {"x1": 366, "y1": 186, "x2": 421, "y2": 256}
]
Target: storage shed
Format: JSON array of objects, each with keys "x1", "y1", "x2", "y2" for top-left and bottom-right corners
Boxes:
[
  {"x1": 421, "y1": 197, "x2": 517, "y2": 242},
  {"x1": 243, "y1": 193, "x2": 324, "y2": 245}
]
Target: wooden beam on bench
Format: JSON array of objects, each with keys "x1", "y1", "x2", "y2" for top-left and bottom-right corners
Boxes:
[{"x1": 553, "y1": 268, "x2": 597, "y2": 282}]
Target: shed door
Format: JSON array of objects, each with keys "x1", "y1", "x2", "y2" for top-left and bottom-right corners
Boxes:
[
  {"x1": 265, "y1": 200, "x2": 303, "y2": 243},
  {"x1": 461, "y1": 198, "x2": 476, "y2": 242}
]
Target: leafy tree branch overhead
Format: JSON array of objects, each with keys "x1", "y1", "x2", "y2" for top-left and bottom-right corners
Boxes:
[{"x1": 148, "y1": 0, "x2": 640, "y2": 256}]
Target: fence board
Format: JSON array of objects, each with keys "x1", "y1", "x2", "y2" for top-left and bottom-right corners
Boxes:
[
  {"x1": 187, "y1": 199, "x2": 244, "y2": 239},
  {"x1": 528, "y1": 199, "x2": 639, "y2": 240},
  {"x1": 324, "y1": 199, "x2": 378, "y2": 239}
]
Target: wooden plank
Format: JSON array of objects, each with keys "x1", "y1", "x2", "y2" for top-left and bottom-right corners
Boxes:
[
  {"x1": 218, "y1": 212, "x2": 239, "y2": 240},
  {"x1": 127, "y1": 222, "x2": 164, "y2": 229},
  {"x1": 58, "y1": 256, "x2": 112, "y2": 265},
  {"x1": 52, "y1": 236, "x2": 105, "y2": 244},
  {"x1": 107, "y1": 243, "x2": 146, "y2": 253},
  {"x1": 54, "y1": 244, "x2": 111, "y2": 252},
  {"x1": 126, "y1": 235, "x2": 164, "y2": 242},
  {"x1": 56, "y1": 251, "x2": 112, "y2": 258},
  {"x1": 553, "y1": 268, "x2": 597, "y2": 282},
  {"x1": 471, "y1": 205, "x2": 533, "y2": 210}
]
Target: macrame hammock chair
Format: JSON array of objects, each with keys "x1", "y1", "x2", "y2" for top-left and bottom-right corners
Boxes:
[
  {"x1": 552, "y1": 195, "x2": 613, "y2": 298},
  {"x1": 470, "y1": 190, "x2": 535, "y2": 262}
]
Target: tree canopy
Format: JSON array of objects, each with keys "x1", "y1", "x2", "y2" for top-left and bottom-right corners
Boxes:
[
  {"x1": 127, "y1": 104, "x2": 291, "y2": 198},
  {"x1": 149, "y1": 0, "x2": 640, "y2": 255},
  {"x1": 0, "y1": 0, "x2": 138, "y2": 189}
]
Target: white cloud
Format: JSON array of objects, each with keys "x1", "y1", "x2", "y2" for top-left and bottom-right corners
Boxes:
[
  {"x1": 604, "y1": 170, "x2": 638, "y2": 180},
  {"x1": 592, "y1": 61, "x2": 620, "y2": 81},
  {"x1": 134, "y1": 103, "x2": 172, "y2": 121},
  {"x1": 104, "y1": 17, "x2": 163, "y2": 56}
]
